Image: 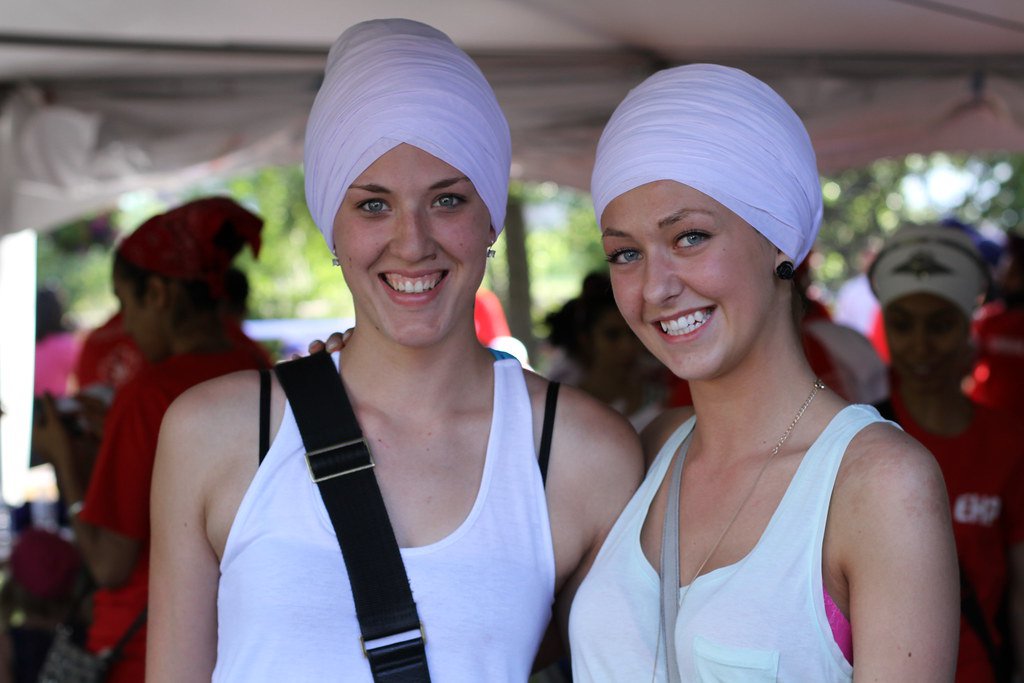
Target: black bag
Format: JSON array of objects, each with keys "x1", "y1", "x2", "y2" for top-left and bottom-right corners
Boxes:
[
  {"x1": 36, "y1": 607, "x2": 146, "y2": 683},
  {"x1": 36, "y1": 627, "x2": 111, "y2": 683}
]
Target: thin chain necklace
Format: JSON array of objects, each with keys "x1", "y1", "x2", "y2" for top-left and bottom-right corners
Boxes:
[{"x1": 652, "y1": 378, "x2": 826, "y2": 681}]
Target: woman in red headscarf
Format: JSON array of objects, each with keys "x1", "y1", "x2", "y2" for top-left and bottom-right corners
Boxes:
[{"x1": 34, "y1": 197, "x2": 269, "y2": 682}]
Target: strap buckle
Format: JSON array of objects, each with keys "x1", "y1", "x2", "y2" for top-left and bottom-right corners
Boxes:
[
  {"x1": 361, "y1": 622, "x2": 427, "y2": 658},
  {"x1": 305, "y1": 438, "x2": 375, "y2": 483}
]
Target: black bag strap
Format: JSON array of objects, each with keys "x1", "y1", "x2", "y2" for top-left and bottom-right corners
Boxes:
[
  {"x1": 274, "y1": 351, "x2": 430, "y2": 683},
  {"x1": 960, "y1": 563, "x2": 1011, "y2": 681},
  {"x1": 258, "y1": 368, "x2": 271, "y2": 464},
  {"x1": 538, "y1": 381, "x2": 560, "y2": 485},
  {"x1": 104, "y1": 607, "x2": 148, "y2": 662}
]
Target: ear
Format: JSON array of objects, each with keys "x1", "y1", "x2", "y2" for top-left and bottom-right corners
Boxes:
[
  {"x1": 144, "y1": 275, "x2": 171, "y2": 310},
  {"x1": 488, "y1": 226, "x2": 498, "y2": 245}
]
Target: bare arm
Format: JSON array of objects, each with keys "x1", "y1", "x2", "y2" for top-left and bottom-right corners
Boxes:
[
  {"x1": 539, "y1": 381, "x2": 644, "y2": 644},
  {"x1": 832, "y1": 425, "x2": 959, "y2": 682},
  {"x1": 147, "y1": 372, "x2": 263, "y2": 682}
]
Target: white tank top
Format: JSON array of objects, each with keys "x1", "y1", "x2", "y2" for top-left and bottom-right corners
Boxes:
[
  {"x1": 214, "y1": 354, "x2": 555, "y2": 681},
  {"x1": 570, "y1": 404, "x2": 884, "y2": 682}
]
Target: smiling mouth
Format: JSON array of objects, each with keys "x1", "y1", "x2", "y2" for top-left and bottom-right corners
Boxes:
[
  {"x1": 659, "y1": 307, "x2": 714, "y2": 336},
  {"x1": 381, "y1": 272, "x2": 446, "y2": 293}
]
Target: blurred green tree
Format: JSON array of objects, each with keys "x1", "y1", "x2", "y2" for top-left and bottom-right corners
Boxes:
[{"x1": 34, "y1": 153, "x2": 1024, "y2": 334}]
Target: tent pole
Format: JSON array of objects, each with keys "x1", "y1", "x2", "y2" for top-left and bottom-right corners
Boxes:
[
  {"x1": 0, "y1": 229, "x2": 37, "y2": 507},
  {"x1": 503, "y1": 196, "x2": 536, "y2": 361}
]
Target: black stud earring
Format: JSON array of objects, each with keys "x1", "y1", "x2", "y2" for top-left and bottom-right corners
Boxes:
[{"x1": 775, "y1": 261, "x2": 795, "y2": 280}]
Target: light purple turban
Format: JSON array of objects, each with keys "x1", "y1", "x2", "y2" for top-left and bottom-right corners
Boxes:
[
  {"x1": 304, "y1": 19, "x2": 511, "y2": 253},
  {"x1": 591, "y1": 64, "x2": 823, "y2": 265}
]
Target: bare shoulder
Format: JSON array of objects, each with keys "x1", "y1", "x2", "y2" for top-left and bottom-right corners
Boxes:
[
  {"x1": 157, "y1": 368, "x2": 283, "y2": 491},
  {"x1": 162, "y1": 369, "x2": 265, "y2": 447},
  {"x1": 523, "y1": 371, "x2": 644, "y2": 589},
  {"x1": 829, "y1": 419, "x2": 952, "y2": 566},
  {"x1": 522, "y1": 370, "x2": 643, "y2": 466},
  {"x1": 834, "y1": 420, "x2": 947, "y2": 508},
  {"x1": 825, "y1": 417, "x2": 959, "y2": 678},
  {"x1": 639, "y1": 406, "x2": 695, "y2": 469}
]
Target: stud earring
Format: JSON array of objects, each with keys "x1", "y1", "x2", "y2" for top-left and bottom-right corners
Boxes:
[
  {"x1": 486, "y1": 246, "x2": 496, "y2": 259},
  {"x1": 331, "y1": 250, "x2": 340, "y2": 267},
  {"x1": 775, "y1": 261, "x2": 795, "y2": 280}
]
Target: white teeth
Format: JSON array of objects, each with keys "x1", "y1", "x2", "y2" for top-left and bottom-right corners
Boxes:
[
  {"x1": 660, "y1": 308, "x2": 712, "y2": 336},
  {"x1": 384, "y1": 273, "x2": 441, "y2": 293}
]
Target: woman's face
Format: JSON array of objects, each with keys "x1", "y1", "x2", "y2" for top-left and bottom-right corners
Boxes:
[
  {"x1": 883, "y1": 292, "x2": 973, "y2": 393},
  {"x1": 332, "y1": 143, "x2": 495, "y2": 349},
  {"x1": 113, "y1": 270, "x2": 171, "y2": 363},
  {"x1": 600, "y1": 180, "x2": 786, "y2": 382},
  {"x1": 584, "y1": 307, "x2": 642, "y2": 373}
]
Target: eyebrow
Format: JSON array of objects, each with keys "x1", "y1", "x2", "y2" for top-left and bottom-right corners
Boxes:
[
  {"x1": 348, "y1": 176, "x2": 470, "y2": 193},
  {"x1": 658, "y1": 208, "x2": 714, "y2": 229},
  {"x1": 602, "y1": 207, "x2": 715, "y2": 238}
]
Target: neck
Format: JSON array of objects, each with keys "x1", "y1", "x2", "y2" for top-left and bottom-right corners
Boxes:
[
  {"x1": 167, "y1": 313, "x2": 232, "y2": 356},
  {"x1": 687, "y1": 327, "x2": 823, "y2": 466},
  {"x1": 895, "y1": 377, "x2": 972, "y2": 436},
  {"x1": 339, "y1": 326, "x2": 495, "y2": 417}
]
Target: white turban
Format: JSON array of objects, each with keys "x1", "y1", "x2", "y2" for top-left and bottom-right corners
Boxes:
[
  {"x1": 591, "y1": 64, "x2": 822, "y2": 265},
  {"x1": 870, "y1": 223, "x2": 990, "y2": 319},
  {"x1": 304, "y1": 19, "x2": 511, "y2": 253}
]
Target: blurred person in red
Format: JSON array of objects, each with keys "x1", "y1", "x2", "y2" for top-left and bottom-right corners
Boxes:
[
  {"x1": 73, "y1": 312, "x2": 145, "y2": 395},
  {"x1": 32, "y1": 197, "x2": 269, "y2": 683},
  {"x1": 970, "y1": 233, "x2": 1024, "y2": 413},
  {"x1": 222, "y1": 266, "x2": 274, "y2": 367},
  {"x1": 871, "y1": 223, "x2": 1023, "y2": 683},
  {"x1": 473, "y1": 287, "x2": 510, "y2": 346}
]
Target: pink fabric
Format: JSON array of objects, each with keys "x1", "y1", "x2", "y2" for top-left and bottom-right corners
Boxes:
[
  {"x1": 824, "y1": 585, "x2": 853, "y2": 664},
  {"x1": 35, "y1": 332, "x2": 81, "y2": 396}
]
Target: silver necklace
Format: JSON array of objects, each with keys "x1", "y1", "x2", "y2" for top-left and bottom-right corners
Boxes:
[{"x1": 652, "y1": 378, "x2": 826, "y2": 681}]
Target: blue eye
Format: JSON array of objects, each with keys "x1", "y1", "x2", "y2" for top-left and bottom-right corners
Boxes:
[
  {"x1": 359, "y1": 199, "x2": 387, "y2": 214},
  {"x1": 434, "y1": 194, "x2": 464, "y2": 209},
  {"x1": 678, "y1": 231, "x2": 709, "y2": 247},
  {"x1": 606, "y1": 248, "x2": 641, "y2": 265}
]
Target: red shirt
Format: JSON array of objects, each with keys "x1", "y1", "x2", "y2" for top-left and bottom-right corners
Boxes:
[
  {"x1": 889, "y1": 390, "x2": 1024, "y2": 683},
  {"x1": 971, "y1": 302, "x2": 1024, "y2": 413},
  {"x1": 474, "y1": 289, "x2": 511, "y2": 346},
  {"x1": 80, "y1": 348, "x2": 267, "y2": 682},
  {"x1": 74, "y1": 313, "x2": 146, "y2": 391}
]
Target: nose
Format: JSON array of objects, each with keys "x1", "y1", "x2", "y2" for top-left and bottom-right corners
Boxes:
[
  {"x1": 390, "y1": 207, "x2": 435, "y2": 262},
  {"x1": 907, "y1": 322, "x2": 932, "y2": 357},
  {"x1": 641, "y1": 249, "x2": 684, "y2": 305}
]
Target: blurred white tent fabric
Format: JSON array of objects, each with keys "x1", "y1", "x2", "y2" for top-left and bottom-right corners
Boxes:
[{"x1": 2, "y1": 0, "x2": 1024, "y2": 236}]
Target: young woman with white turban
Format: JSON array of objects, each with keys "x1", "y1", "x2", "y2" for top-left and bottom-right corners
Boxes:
[
  {"x1": 568, "y1": 65, "x2": 959, "y2": 681},
  {"x1": 870, "y1": 223, "x2": 1023, "y2": 683},
  {"x1": 145, "y1": 19, "x2": 641, "y2": 682}
]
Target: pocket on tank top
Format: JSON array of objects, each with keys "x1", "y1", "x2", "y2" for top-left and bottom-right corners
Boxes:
[{"x1": 691, "y1": 635, "x2": 779, "y2": 682}]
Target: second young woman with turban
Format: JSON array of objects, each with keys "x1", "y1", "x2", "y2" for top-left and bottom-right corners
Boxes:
[
  {"x1": 145, "y1": 19, "x2": 642, "y2": 682},
  {"x1": 569, "y1": 65, "x2": 959, "y2": 681}
]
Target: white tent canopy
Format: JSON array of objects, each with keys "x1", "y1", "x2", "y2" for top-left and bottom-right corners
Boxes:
[{"x1": 2, "y1": 0, "x2": 1024, "y2": 236}]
